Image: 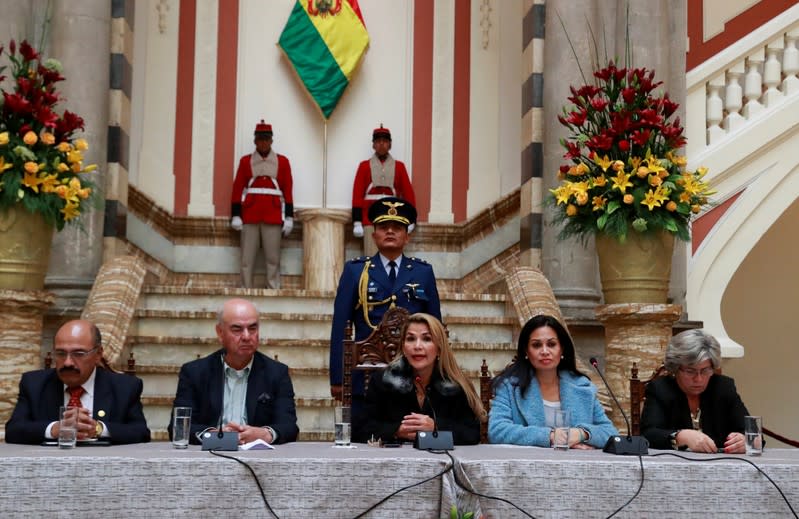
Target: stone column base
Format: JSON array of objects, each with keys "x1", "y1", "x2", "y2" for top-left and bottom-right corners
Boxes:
[
  {"x1": 0, "y1": 289, "x2": 55, "y2": 429},
  {"x1": 595, "y1": 303, "x2": 682, "y2": 434},
  {"x1": 296, "y1": 208, "x2": 351, "y2": 291}
]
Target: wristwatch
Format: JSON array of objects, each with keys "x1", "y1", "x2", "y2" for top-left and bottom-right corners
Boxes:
[
  {"x1": 669, "y1": 429, "x2": 681, "y2": 449},
  {"x1": 95, "y1": 421, "x2": 104, "y2": 438}
]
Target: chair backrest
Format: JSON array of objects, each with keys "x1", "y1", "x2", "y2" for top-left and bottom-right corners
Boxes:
[
  {"x1": 479, "y1": 360, "x2": 492, "y2": 443},
  {"x1": 341, "y1": 307, "x2": 409, "y2": 407},
  {"x1": 629, "y1": 362, "x2": 669, "y2": 436}
]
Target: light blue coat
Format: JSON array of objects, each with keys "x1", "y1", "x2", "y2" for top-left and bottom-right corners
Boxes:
[{"x1": 488, "y1": 371, "x2": 618, "y2": 448}]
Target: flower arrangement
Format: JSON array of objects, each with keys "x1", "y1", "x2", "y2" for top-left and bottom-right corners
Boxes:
[
  {"x1": 549, "y1": 61, "x2": 714, "y2": 242},
  {"x1": 0, "y1": 39, "x2": 97, "y2": 231}
]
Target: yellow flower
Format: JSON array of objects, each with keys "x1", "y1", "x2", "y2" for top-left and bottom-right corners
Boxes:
[
  {"x1": 24, "y1": 161, "x2": 39, "y2": 174},
  {"x1": 611, "y1": 160, "x2": 625, "y2": 172},
  {"x1": 636, "y1": 166, "x2": 649, "y2": 178},
  {"x1": 648, "y1": 175, "x2": 662, "y2": 187},
  {"x1": 71, "y1": 162, "x2": 82, "y2": 173},
  {"x1": 550, "y1": 186, "x2": 571, "y2": 206},
  {"x1": 666, "y1": 201, "x2": 677, "y2": 212},
  {"x1": 40, "y1": 132, "x2": 55, "y2": 145},
  {"x1": 23, "y1": 131, "x2": 38, "y2": 146},
  {"x1": 67, "y1": 150, "x2": 83, "y2": 164},
  {"x1": 57, "y1": 162, "x2": 70, "y2": 172},
  {"x1": 566, "y1": 204, "x2": 578, "y2": 216},
  {"x1": 594, "y1": 155, "x2": 612, "y2": 172},
  {"x1": 623, "y1": 194, "x2": 634, "y2": 204},
  {"x1": 40, "y1": 174, "x2": 60, "y2": 193},
  {"x1": 629, "y1": 156, "x2": 643, "y2": 170},
  {"x1": 691, "y1": 204, "x2": 701, "y2": 214},
  {"x1": 57, "y1": 142, "x2": 72, "y2": 153},
  {"x1": 74, "y1": 138, "x2": 89, "y2": 151},
  {"x1": 23, "y1": 170, "x2": 43, "y2": 193},
  {"x1": 84, "y1": 164, "x2": 97, "y2": 172},
  {"x1": 593, "y1": 175, "x2": 607, "y2": 187},
  {"x1": 611, "y1": 171, "x2": 633, "y2": 194},
  {"x1": 61, "y1": 201, "x2": 81, "y2": 221},
  {"x1": 576, "y1": 193, "x2": 589, "y2": 206},
  {"x1": 592, "y1": 196, "x2": 606, "y2": 211},
  {"x1": 0, "y1": 156, "x2": 13, "y2": 173},
  {"x1": 0, "y1": 132, "x2": 9, "y2": 146},
  {"x1": 641, "y1": 189, "x2": 664, "y2": 210}
]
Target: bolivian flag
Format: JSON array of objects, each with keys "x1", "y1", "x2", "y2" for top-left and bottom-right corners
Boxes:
[{"x1": 279, "y1": 0, "x2": 370, "y2": 119}]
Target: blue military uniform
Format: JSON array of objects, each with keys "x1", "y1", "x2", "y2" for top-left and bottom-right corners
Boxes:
[
  {"x1": 329, "y1": 253, "x2": 441, "y2": 392},
  {"x1": 329, "y1": 196, "x2": 441, "y2": 396}
]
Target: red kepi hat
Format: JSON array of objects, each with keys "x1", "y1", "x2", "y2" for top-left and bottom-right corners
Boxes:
[
  {"x1": 254, "y1": 119, "x2": 273, "y2": 137},
  {"x1": 372, "y1": 124, "x2": 391, "y2": 141}
]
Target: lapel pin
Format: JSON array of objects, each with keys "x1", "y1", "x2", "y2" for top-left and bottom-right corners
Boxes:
[{"x1": 98, "y1": 410, "x2": 106, "y2": 418}]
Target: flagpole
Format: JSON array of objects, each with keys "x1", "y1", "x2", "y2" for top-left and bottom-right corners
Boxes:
[{"x1": 322, "y1": 120, "x2": 328, "y2": 208}]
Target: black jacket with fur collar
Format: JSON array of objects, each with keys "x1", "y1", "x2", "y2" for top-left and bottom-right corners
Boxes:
[{"x1": 353, "y1": 357, "x2": 480, "y2": 444}]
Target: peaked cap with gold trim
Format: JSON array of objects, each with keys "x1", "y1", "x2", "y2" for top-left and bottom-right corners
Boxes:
[{"x1": 367, "y1": 196, "x2": 417, "y2": 227}]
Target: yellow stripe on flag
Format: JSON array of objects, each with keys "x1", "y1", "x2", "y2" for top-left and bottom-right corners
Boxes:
[{"x1": 301, "y1": 1, "x2": 370, "y2": 80}]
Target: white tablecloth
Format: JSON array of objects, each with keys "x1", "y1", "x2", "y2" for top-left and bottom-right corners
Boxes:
[{"x1": 1, "y1": 442, "x2": 798, "y2": 518}]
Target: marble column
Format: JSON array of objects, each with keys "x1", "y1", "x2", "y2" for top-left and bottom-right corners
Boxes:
[
  {"x1": 296, "y1": 209, "x2": 350, "y2": 292},
  {"x1": 44, "y1": 0, "x2": 111, "y2": 309},
  {"x1": 0, "y1": 290, "x2": 55, "y2": 429},
  {"x1": 595, "y1": 303, "x2": 682, "y2": 433}
]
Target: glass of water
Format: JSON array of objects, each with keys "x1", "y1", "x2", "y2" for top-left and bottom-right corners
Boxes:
[
  {"x1": 744, "y1": 415, "x2": 763, "y2": 456},
  {"x1": 58, "y1": 406, "x2": 78, "y2": 449},
  {"x1": 334, "y1": 406, "x2": 351, "y2": 447},
  {"x1": 553, "y1": 409, "x2": 571, "y2": 450},
  {"x1": 172, "y1": 406, "x2": 192, "y2": 449}
]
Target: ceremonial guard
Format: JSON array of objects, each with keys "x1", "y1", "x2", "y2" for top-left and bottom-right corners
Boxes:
[
  {"x1": 351, "y1": 125, "x2": 416, "y2": 255},
  {"x1": 330, "y1": 197, "x2": 441, "y2": 402},
  {"x1": 230, "y1": 120, "x2": 294, "y2": 289}
]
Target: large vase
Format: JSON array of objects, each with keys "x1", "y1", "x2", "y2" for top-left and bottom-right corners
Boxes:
[
  {"x1": 595, "y1": 230, "x2": 674, "y2": 304},
  {"x1": 0, "y1": 205, "x2": 54, "y2": 290}
]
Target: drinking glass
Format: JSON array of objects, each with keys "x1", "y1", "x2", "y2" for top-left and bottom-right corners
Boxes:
[
  {"x1": 553, "y1": 409, "x2": 571, "y2": 450},
  {"x1": 334, "y1": 406, "x2": 351, "y2": 447},
  {"x1": 58, "y1": 406, "x2": 78, "y2": 449},
  {"x1": 744, "y1": 415, "x2": 763, "y2": 456},
  {"x1": 172, "y1": 406, "x2": 192, "y2": 449}
]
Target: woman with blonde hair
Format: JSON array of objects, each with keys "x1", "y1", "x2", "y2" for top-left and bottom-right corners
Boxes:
[{"x1": 354, "y1": 313, "x2": 485, "y2": 444}]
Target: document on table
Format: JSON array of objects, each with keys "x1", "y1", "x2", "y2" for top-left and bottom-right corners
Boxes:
[{"x1": 239, "y1": 439, "x2": 275, "y2": 450}]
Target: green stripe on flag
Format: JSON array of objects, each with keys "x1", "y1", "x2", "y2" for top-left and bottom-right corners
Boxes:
[{"x1": 279, "y1": 1, "x2": 369, "y2": 119}]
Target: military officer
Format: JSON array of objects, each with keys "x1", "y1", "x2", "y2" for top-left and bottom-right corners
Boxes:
[
  {"x1": 330, "y1": 197, "x2": 441, "y2": 402},
  {"x1": 351, "y1": 125, "x2": 416, "y2": 255},
  {"x1": 230, "y1": 120, "x2": 294, "y2": 289}
]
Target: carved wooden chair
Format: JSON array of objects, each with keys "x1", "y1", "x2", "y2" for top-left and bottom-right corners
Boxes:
[
  {"x1": 629, "y1": 362, "x2": 798, "y2": 447},
  {"x1": 629, "y1": 362, "x2": 669, "y2": 436},
  {"x1": 341, "y1": 307, "x2": 409, "y2": 407}
]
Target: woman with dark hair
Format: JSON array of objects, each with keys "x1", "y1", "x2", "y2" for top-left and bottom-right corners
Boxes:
[
  {"x1": 640, "y1": 329, "x2": 750, "y2": 453},
  {"x1": 354, "y1": 313, "x2": 485, "y2": 445},
  {"x1": 488, "y1": 315, "x2": 617, "y2": 448}
]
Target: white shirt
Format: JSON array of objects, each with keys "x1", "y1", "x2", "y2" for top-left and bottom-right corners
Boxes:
[
  {"x1": 44, "y1": 368, "x2": 109, "y2": 439},
  {"x1": 378, "y1": 254, "x2": 402, "y2": 278}
]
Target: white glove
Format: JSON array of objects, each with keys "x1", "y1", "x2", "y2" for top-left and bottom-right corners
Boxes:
[
  {"x1": 408, "y1": 223, "x2": 415, "y2": 233},
  {"x1": 282, "y1": 217, "x2": 294, "y2": 237},
  {"x1": 230, "y1": 216, "x2": 243, "y2": 231},
  {"x1": 353, "y1": 221, "x2": 364, "y2": 238}
]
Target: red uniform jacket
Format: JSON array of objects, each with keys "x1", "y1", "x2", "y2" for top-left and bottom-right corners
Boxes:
[
  {"x1": 351, "y1": 158, "x2": 415, "y2": 225},
  {"x1": 231, "y1": 152, "x2": 293, "y2": 225}
]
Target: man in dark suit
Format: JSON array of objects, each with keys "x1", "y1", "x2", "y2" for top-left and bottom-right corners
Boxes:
[
  {"x1": 329, "y1": 197, "x2": 441, "y2": 401},
  {"x1": 171, "y1": 298, "x2": 298, "y2": 444},
  {"x1": 5, "y1": 320, "x2": 151, "y2": 445}
]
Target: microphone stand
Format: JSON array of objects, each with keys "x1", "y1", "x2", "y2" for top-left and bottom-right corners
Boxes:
[{"x1": 589, "y1": 357, "x2": 649, "y2": 455}]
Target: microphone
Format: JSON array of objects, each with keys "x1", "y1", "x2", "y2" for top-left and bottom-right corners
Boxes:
[
  {"x1": 589, "y1": 357, "x2": 649, "y2": 456},
  {"x1": 201, "y1": 354, "x2": 239, "y2": 451},
  {"x1": 413, "y1": 376, "x2": 454, "y2": 451}
]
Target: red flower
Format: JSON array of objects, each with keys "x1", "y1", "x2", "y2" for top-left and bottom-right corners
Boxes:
[
  {"x1": 564, "y1": 141, "x2": 582, "y2": 160},
  {"x1": 630, "y1": 129, "x2": 651, "y2": 146},
  {"x1": 618, "y1": 139, "x2": 630, "y2": 152},
  {"x1": 586, "y1": 132, "x2": 614, "y2": 151},
  {"x1": 18, "y1": 40, "x2": 39, "y2": 61},
  {"x1": 3, "y1": 92, "x2": 32, "y2": 115},
  {"x1": 54, "y1": 110, "x2": 85, "y2": 138}
]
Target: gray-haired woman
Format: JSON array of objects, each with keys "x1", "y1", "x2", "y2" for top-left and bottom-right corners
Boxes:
[{"x1": 640, "y1": 329, "x2": 750, "y2": 453}]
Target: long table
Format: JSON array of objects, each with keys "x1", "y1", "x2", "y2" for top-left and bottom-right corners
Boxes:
[{"x1": 1, "y1": 442, "x2": 798, "y2": 518}]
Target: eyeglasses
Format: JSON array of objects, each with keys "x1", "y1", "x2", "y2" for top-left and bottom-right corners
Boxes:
[
  {"x1": 679, "y1": 366, "x2": 714, "y2": 378},
  {"x1": 53, "y1": 347, "x2": 99, "y2": 360}
]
